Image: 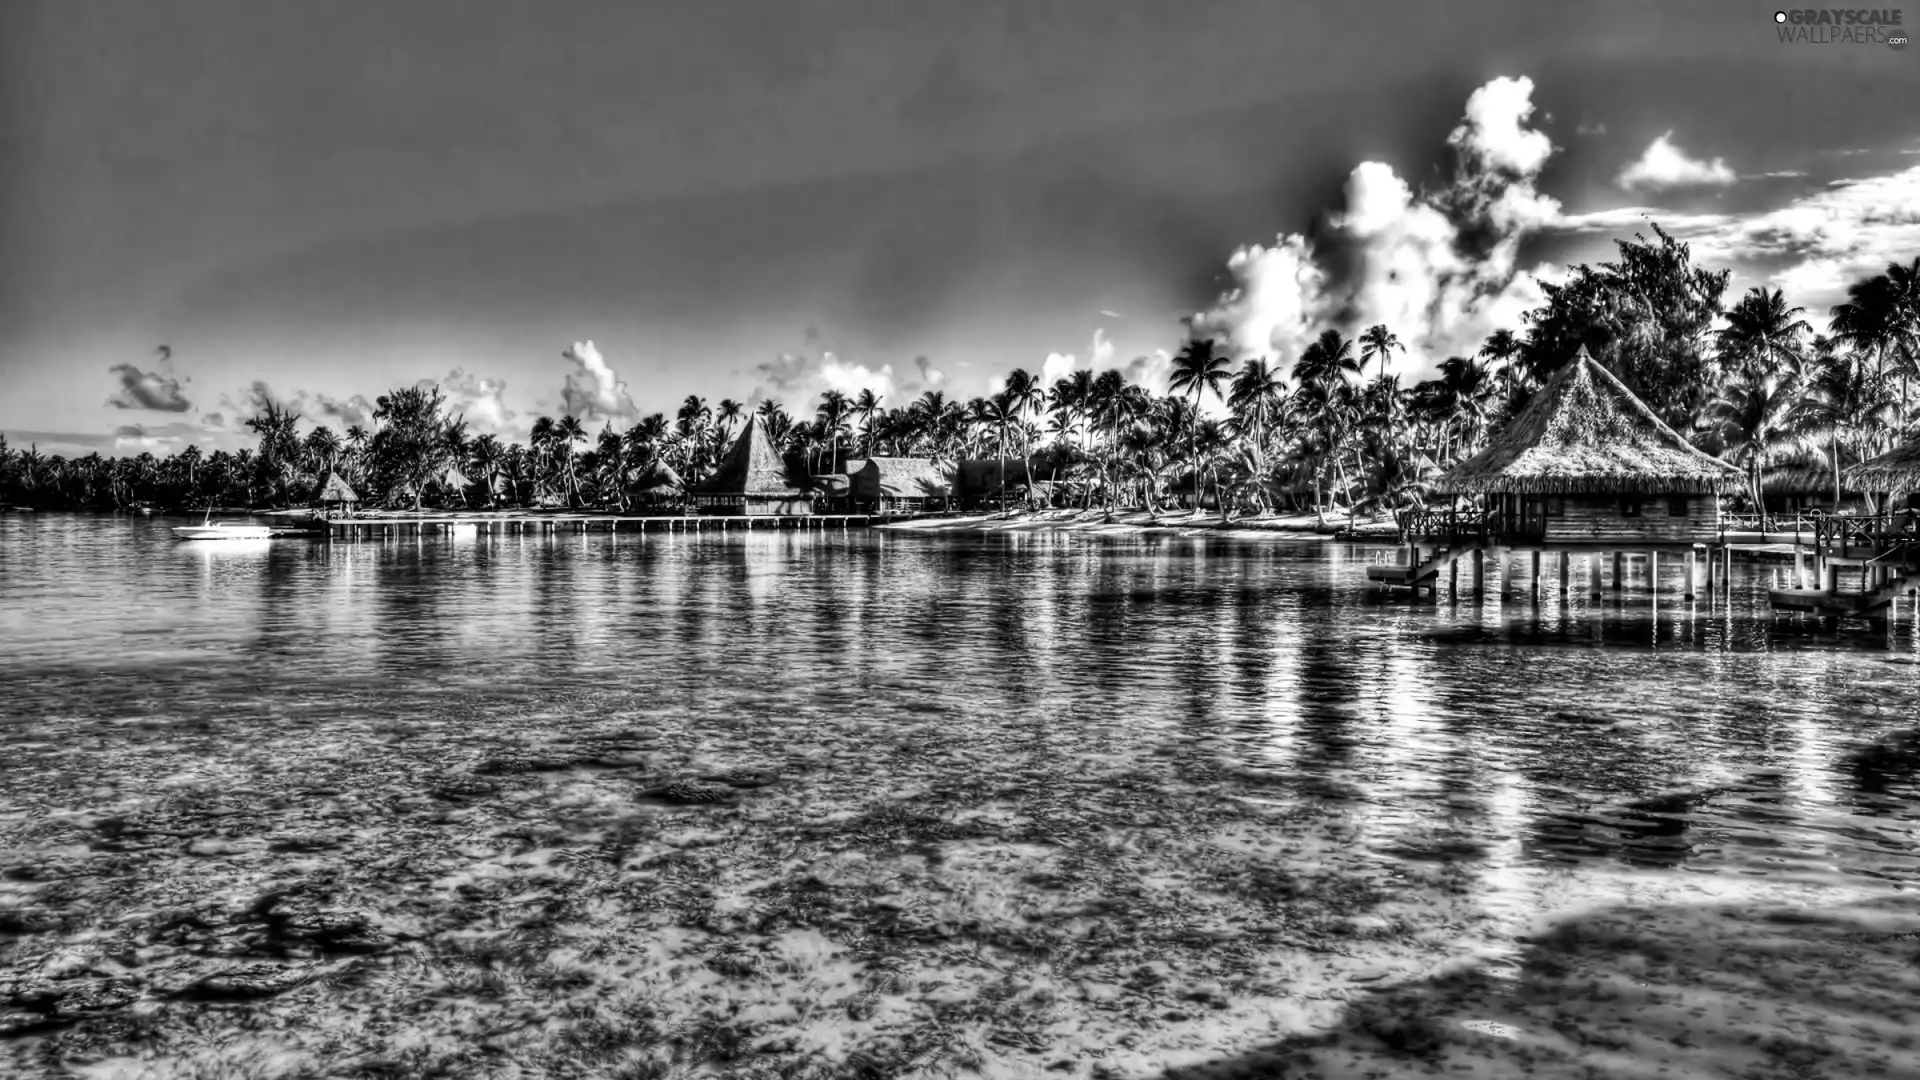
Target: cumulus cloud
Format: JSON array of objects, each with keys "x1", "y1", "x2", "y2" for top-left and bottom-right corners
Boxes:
[
  {"x1": 1191, "y1": 74, "x2": 1562, "y2": 382},
  {"x1": 298, "y1": 391, "x2": 377, "y2": 430},
  {"x1": 1616, "y1": 132, "x2": 1738, "y2": 192},
  {"x1": 559, "y1": 341, "x2": 640, "y2": 423},
  {"x1": 746, "y1": 327, "x2": 949, "y2": 411},
  {"x1": 105, "y1": 349, "x2": 193, "y2": 412},
  {"x1": 423, "y1": 368, "x2": 518, "y2": 434}
]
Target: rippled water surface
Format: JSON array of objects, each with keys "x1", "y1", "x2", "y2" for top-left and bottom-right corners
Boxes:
[{"x1": 2, "y1": 513, "x2": 1917, "y2": 1077}]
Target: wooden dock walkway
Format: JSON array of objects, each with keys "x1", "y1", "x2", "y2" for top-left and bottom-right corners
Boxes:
[{"x1": 305, "y1": 512, "x2": 920, "y2": 540}]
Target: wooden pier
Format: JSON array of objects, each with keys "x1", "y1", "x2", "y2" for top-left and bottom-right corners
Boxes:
[
  {"x1": 302, "y1": 512, "x2": 918, "y2": 541},
  {"x1": 1369, "y1": 508, "x2": 1920, "y2": 623}
]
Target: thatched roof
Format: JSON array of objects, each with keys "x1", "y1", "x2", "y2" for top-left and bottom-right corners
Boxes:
[
  {"x1": 628, "y1": 463, "x2": 683, "y2": 493},
  {"x1": 694, "y1": 413, "x2": 807, "y2": 496},
  {"x1": 1434, "y1": 347, "x2": 1741, "y2": 495},
  {"x1": 1762, "y1": 455, "x2": 1836, "y2": 495},
  {"x1": 314, "y1": 470, "x2": 359, "y2": 504},
  {"x1": 1845, "y1": 441, "x2": 1920, "y2": 494},
  {"x1": 849, "y1": 457, "x2": 953, "y2": 499}
]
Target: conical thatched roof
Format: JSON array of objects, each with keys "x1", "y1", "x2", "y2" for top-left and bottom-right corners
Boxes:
[
  {"x1": 314, "y1": 470, "x2": 359, "y2": 503},
  {"x1": 695, "y1": 414, "x2": 806, "y2": 496},
  {"x1": 1845, "y1": 442, "x2": 1920, "y2": 494},
  {"x1": 1434, "y1": 347, "x2": 1741, "y2": 495}
]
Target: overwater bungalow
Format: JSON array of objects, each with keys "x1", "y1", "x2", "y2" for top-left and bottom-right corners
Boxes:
[
  {"x1": 1761, "y1": 454, "x2": 1845, "y2": 514},
  {"x1": 842, "y1": 457, "x2": 953, "y2": 513},
  {"x1": 313, "y1": 470, "x2": 360, "y2": 517},
  {"x1": 1378, "y1": 346, "x2": 1743, "y2": 599},
  {"x1": 690, "y1": 413, "x2": 813, "y2": 516}
]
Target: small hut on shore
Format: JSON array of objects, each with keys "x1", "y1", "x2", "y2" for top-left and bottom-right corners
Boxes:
[
  {"x1": 844, "y1": 457, "x2": 953, "y2": 512},
  {"x1": 691, "y1": 414, "x2": 812, "y2": 516},
  {"x1": 1431, "y1": 347, "x2": 1742, "y2": 545},
  {"x1": 313, "y1": 470, "x2": 360, "y2": 517}
]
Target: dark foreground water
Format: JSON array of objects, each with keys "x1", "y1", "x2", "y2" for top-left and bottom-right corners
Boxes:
[{"x1": 2, "y1": 514, "x2": 1917, "y2": 1079}]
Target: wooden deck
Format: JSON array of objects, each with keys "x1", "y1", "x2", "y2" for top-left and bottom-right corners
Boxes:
[{"x1": 308, "y1": 513, "x2": 920, "y2": 540}]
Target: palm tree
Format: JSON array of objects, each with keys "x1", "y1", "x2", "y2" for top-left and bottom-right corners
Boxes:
[
  {"x1": 1702, "y1": 371, "x2": 1806, "y2": 514},
  {"x1": 1830, "y1": 273, "x2": 1904, "y2": 449},
  {"x1": 816, "y1": 390, "x2": 851, "y2": 474},
  {"x1": 1359, "y1": 323, "x2": 1406, "y2": 384},
  {"x1": 852, "y1": 389, "x2": 882, "y2": 456},
  {"x1": 1478, "y1": 328, "x2": 1522, "y2": 406},
  {"x1": 1168, "y1": 337, "x2": 1233, "y2": 515},
  {"x1": 1716, "y1": 287, "x2": 1810, "y2": 383},
  {"x1": 556, "y1": 415, "x2": 588, "y2": 506},
  {"x1": 1227, "y1": 358, "x2": 1286, "y2": 467}
]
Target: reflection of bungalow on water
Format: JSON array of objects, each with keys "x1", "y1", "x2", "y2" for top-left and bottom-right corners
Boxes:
[
  {"x1": 691, "y1": 414, "x2": 812, "y2": 516},
  {"x1": 1372, "y1": 347, "x2": 1743, "y2": 600}
]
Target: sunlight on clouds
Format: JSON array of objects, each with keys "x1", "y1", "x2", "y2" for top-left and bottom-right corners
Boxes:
[{"x1": 1191, "y1": 75, "x2": 1562, "y2": 380}]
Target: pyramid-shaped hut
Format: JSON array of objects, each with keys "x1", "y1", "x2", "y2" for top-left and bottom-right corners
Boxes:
[
  {"x1": 1430, "y1": 347, "x2": 1742, "y2": 546},
  {"x1": 691, "y1": 414, "x2": 813, "y2": 516},
  {"x1": 312, "y1": 469, "x2": 360, "y2": 515}
]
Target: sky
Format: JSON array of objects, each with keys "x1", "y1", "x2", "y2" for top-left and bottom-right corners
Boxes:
[{"x1": 2, "y1": 0, "x2": 1917, "y2": 457}]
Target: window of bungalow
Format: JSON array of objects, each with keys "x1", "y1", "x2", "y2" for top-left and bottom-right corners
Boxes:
[
  {"x1": 1544, "y1": 496, "x2": 1564, "y2": 517},
  {"x1": 1620, "y1": 497, "x2": 1642, "y2": 517},
  {"x1": 1667, "y1": 496, "x2": 1689, "y2": 517}
]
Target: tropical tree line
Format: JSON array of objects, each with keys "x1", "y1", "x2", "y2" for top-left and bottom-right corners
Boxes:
[{"x1": 3, "y1": 226, "x2": 1917, "y2": 520}]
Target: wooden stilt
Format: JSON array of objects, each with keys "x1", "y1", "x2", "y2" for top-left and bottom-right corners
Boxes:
[
  {"x1": 1683, "y1": 549, "x2": 1696, "y2": 601},
  {"x1": 1531, "y1": 550, "x2": 1542, "y2": 602},
  {"x1": 1612, "y1": 550, "x2": 1624, "y2": 591},
  {"x1": 1590, "y1": 552, "x2": 1603, "y2": 600},
  {"x1": 1649, "y1": 550, "x2": 1660, "y2": 596},
  {"x1": 1449, "y1": 555, "x2": 1459, "y2": 600},
  {"x1": 1472, "y1": 549, "x2": 1485, "y2": 595},
  {"x1": 1559, "y1": 551, "x2": 1571, "y2": 598}
]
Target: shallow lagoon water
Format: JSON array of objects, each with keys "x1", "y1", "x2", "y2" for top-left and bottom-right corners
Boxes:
[{"x1": 1, "y1": 514, "x2": 1916, "y2": 1078}]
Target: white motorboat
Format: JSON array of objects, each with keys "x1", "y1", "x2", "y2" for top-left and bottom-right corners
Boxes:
[
  {"x1": 172, "y1": 522, "x2": 275, "y2": 541},
  {"x1": 172, "y1": 508, "x2": 274, "y2": 541}
]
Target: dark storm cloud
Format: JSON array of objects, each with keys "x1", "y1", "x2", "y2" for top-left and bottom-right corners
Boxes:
[{"x1": 105, "y1": 362, "x2": 192, "y2": 411}]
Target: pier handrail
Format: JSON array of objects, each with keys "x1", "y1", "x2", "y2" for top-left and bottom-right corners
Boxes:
[{"x1": 1396, "y1": 506, "x2": 1491, "y2": 544}]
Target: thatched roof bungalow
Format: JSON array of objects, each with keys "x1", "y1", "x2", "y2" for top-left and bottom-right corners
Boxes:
[
  {"x1": 1845, "y1": 442, "x2": 1920, "y2": 500},
  {"x1": 844, "y1": 457, "x2": 953, "y2": 508},
  {"x1": 313, "y1": 470, "x2": 359, "y2": 509},
  {"x1": 1432, "y1": 347, "x2": 1742, "y2": 545},
  {"x1": 1761, "y1": 451, "x2": 1845, "y2": 511},
  {"x1": 627, "y1": 463, "x2": 684, "y2": 507},
  {"x1": 691, "y1": 414, "x2": 812, "y2": 515}
]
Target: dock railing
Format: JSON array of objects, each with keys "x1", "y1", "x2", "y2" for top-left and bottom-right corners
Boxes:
[{"x1": 1396, "y1": 506, "x2": 1492, "y2": 544}]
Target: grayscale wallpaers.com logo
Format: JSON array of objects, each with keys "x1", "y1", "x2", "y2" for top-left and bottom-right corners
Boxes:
[{"x1": 1775, "y1": 8, "x2": 1908, "y2": 49}]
